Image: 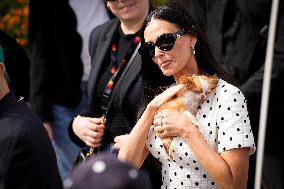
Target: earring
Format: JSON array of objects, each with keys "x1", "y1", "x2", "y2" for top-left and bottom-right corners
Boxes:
[{"x1": 192, "y1": 46, "x2": 195, "y2": 55}]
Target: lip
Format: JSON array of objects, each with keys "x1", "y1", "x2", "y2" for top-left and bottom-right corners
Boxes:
[
  {"x1": 118, "y1": 2, "x2": 135, "y2": 10},
  {"x1": 159, "y1": 60, "x2": 172, "y2": 68}
]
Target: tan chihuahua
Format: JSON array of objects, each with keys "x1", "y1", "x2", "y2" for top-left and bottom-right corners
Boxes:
[{"x1": 157, "y1": 74, "x2": 219, "y2": 159}]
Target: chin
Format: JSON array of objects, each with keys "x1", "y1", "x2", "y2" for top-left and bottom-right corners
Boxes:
[
  {"x1": 162, "y1": 72, "x2": 172, "y2": 77},
  {"x1": 161, "y1": 69, "x2": 175, "y2": 77}
]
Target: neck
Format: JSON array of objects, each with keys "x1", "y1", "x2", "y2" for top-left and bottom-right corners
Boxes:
[
  {"x1": 174, "y1": 57, "x2": 200, "y2": 82},
  {"x1": 120, "y1": 19, "x2": 144, "y2": 35}
]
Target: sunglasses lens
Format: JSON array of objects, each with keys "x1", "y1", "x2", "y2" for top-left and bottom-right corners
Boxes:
[
  {"x1": 139, "y1": 43, "x2": 155, "y2": 58},
  {"x1": 156, "y1": 34, "x2": 175, "y2": 51},
  {"x1": 140, "y1": 32, "x2": 180, "y2": 59}
]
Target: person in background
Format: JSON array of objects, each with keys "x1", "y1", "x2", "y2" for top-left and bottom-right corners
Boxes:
[
  {"x1": 189, "y1": 0, "x2": 284, "y2": 188},
  {"x1": 64, "y1": 153, "x2": 152, "y2": 189},
  {"x1": 119, "y1": 3, "x2": 255, "y2": 188},
  {"x1": 0, "y1": 29, "x2": 30, "y2": 102},
  {"x1": 69, "y1": 0, "x2": 161, "y2": 188},
  {"x1": 28, "y1": 0, "x2": 110, "y2": 181},
  {"x1": 0, "y1": 44, "x2": 59, "y2": 189}
]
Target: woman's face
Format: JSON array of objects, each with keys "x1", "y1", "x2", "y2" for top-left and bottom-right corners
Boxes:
[
  {"x1": 107, "y1": 0, "x2": 149, "y2": 24},
  {"x1": 144, "y1": 19, "x2": 199, "y2": 79}
]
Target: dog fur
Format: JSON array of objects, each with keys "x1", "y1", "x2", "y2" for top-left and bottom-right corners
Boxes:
[{"x1": 157, "y1": 74, "x2": 219, "y2": 159}]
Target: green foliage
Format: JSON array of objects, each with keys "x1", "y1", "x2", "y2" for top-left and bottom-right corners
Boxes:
[
  {"x1": 0, "y1": 0, "x2": 29, "y2": 50},
  {"x1": 0, "y1": 0, "x2": 11, "y2": 17},
  {"x1": 152, "y1": 0, "x2": 166, "y2": 7}
]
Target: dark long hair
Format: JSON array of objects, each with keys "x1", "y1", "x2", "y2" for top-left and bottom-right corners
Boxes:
[{"x1": 138, "y1": 3, "x2": 235, "y2": 116}]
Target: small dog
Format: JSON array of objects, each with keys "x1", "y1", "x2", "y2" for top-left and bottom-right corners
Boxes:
[{"x1": 157, "y1": 74, "x2": 219, "y2": 159}]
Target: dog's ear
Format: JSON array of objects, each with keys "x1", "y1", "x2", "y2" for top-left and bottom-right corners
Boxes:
[{"x1": 206, "y1": 74, "x2": 219, "y2": 92}]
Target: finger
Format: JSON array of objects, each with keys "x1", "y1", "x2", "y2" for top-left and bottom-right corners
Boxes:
[
  {"x1": 154, "y1": 111, "x2": 163, "y2": 119},
  {"x1": 149, "y1": 85, "x2": 184, "y2": 109},
  {"x1": 155, "y1": 132, "x2": 164, "y2": 138},
  {"x1": 114, "y1": 136, "x2": 120, "y2": 143},
  {"x1": 157, "y1": 130, "x2": 169, "y2": 138},
  {"x1": 89, "y1": 117, "x2": 105, "y2": 124},
  {"x1": 86, "y1": 130, "x2": 104, "y2": 139},
  {"x1": 113, "y1": 142, "x2": 121, "y2": 149},
  {"x1": 154, "y1": 126, "x2": 164, "y2": 133},
  {"x1": 159, "y1": 110, "x2": 174, "y2": 117},
  {"x1": 87, "y1": 123, "x2": 105, "y2": 131},
  {"x1": 96, "y1": 124, "x2": 106, "y2": 131},
  {"x1": 85, "y1": 136, "x2": 102, "y2": 146},
  {"x1": 153, "y1": 118, "x2": 161, "y2": 126},
  {"x1": 114, "y1": 135, "x2": 126, "y2": 143}
]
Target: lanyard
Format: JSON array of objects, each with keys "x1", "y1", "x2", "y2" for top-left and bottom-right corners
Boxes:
[{"x1": 100, "y1": 30, "x2": 141, "y2": 115}]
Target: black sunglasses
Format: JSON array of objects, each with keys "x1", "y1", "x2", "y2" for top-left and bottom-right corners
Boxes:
[{"x1": 139, "y1": 30, "x2": 185, "y2": 59}]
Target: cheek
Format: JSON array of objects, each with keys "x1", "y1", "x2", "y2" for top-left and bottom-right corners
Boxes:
[
  {"x1": 152, "y1": 57, "x2": 159, "y2": 66},
  {"x1": 172, "y1": 46, "x2": 190, "y2": 64},
  {"x1": 177, "y1": 45, "x2": 192, "y2": 63}
]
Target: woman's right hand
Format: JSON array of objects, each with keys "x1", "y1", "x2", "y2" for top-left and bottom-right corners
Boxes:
[{"x1": 72, "y1": 116, "x2": 105, "y2": 148}]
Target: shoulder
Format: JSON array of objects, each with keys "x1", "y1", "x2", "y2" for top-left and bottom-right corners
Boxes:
[
  {"x1": 215, "y1": 79, "x2": 245, "y2": 101},
  {"x1": 0, "y1": 116, "x2": 43, "y2": 141},
  {"x1": 90, "y1": 18, "x2": 119, "y2": 37},
  {"x1": 0, "y1": 102, "x2": 45, "y2": 138}
]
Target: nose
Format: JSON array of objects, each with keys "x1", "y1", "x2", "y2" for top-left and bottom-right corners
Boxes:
[{"x1": 153, "y1": 46, "x2": 165, "y2": 58}]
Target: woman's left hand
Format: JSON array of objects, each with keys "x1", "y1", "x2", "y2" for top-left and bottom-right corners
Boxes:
[{"x1": 153, "y1": 110, "x2": 198, "y2": 139}]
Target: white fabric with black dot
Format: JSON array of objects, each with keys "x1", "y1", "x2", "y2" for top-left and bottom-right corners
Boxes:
[{"x1": 146, "y1": 79, "x2": 256, "y2": 189}]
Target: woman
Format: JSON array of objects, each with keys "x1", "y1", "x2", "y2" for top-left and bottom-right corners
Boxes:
[
  {"x1": 69, "y1": 0, "x2": 161, "y2": 188},
  {"x1": 118, "y1": 3, "x2": 256, "y2": 189}
]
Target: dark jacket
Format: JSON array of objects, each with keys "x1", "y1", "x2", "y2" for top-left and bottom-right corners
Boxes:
[
  {"x1": 28, "y1": 0, "x2": 83, "y2": 122},
  {"x1": 69, "y1": 18, "x2": 142, "y2": 146},
  {"x1": 0, "y1": 93, "x2": 59, "y2": 189}
]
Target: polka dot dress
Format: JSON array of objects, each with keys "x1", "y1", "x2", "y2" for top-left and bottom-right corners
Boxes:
[{"x1": 146, "y1": 79, "x2": 256, "y2": 189}]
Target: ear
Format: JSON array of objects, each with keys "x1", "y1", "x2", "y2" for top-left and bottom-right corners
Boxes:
[
  {"x1": 0, "y1": 63, "x2": 4, "y2": 77},
  {"x1": 190, "y1": 36, "x2": 197, "y2": 47},
  {"x1": 0, "y1": 63, "x2": 4, "y2": 84}
]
